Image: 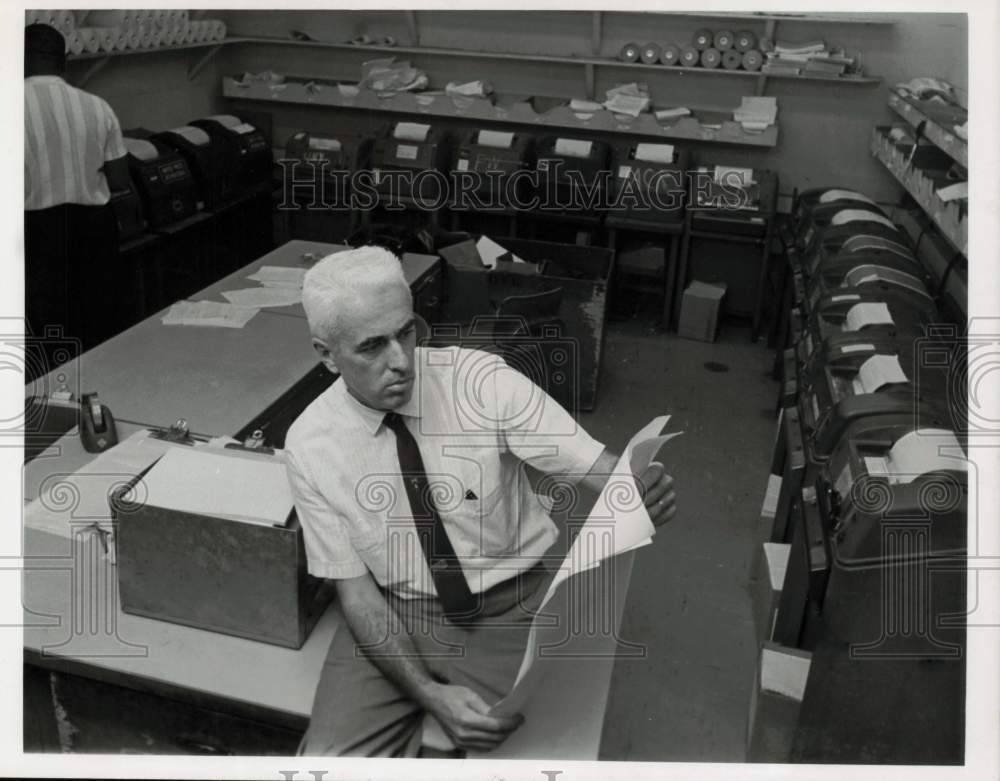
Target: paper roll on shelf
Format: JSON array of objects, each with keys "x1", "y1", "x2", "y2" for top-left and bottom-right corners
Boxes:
[
  {"x1": 680, "y1": 46, "x2": 700, "y2": 66},
  {"x1": 641, "y1": 42, "x2": 662, "y2": 64},
  {"x1": 660, "y1": 44, "x2": 680, "y2": 66},
  {"x1": 693, "y1": 28, "x2": 713, "y2": 50},
  {"x1": 742, "y1": 50, "x2": 764, "y2": 71},
  {"x1": 619, "y1": 42, "x2": 640, "y2": 62},
  {"x1": 700, "y1": 48, "x2": 722, "y2": 68},
  {"x1": 722, "y1": 50, "x2": 743, "y2": 70},
  {"x1": 714, "y1": 30, "x2": 735, "y2": 50},
  {"x1": 64, "y1": 32, "x2": 84, "y2": 55},
  {"x1": 736, "y1": 30, "x2": 757, "y2": 52},
  {"x1": 88, "y1": 10, "x2": 130, "y2": 29}
]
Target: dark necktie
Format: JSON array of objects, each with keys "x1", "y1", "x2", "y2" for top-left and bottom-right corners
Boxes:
[{"x1": 383, "y1": 412, "x2": 478, "y2": 622}]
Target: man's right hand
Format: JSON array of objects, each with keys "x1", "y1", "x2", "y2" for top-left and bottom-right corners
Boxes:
[{"x1": 423, "y1": 682, "x2": 524, "y2": 751}]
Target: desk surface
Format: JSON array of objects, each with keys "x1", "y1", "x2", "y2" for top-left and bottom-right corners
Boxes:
[
  {"x1": 26, "y1": 310, "x2": 318, "y2": 437},
  {"x1": 193, "y1": 240, "x2": 441, "y2": 320},
  {"x1": 21, "y1": 241, "x2": 616, "y2": 758}
]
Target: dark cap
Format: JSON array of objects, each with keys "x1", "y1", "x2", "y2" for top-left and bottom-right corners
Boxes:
[{"x1": 25, "y1": 23, "x2": 66, "y2": 56}]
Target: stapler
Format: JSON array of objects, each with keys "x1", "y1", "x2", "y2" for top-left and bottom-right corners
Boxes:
[{"x1": 79, "y1": 392, "x2": 119, "y2": 453}]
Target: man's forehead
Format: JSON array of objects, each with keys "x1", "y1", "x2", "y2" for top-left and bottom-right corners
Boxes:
[{"x1": 339, "y1": 283, "x2": 413, "y2": 342}]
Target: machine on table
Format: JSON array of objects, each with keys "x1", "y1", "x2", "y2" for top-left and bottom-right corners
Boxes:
[
  {"x1": 676, "y1": 165, "x2": 778, "y2": 339},
  {"x1": 604, "y1": 141, "x2": 690, "y2": 326},
  {"x1": 122, "y1": 133, "x2": 200, "y2": 230},
  {"x1": 449, "y1": 127, "x2": 534, "y2": 235},
  {"x1": 190, "y1": 114, "x2": 272, "y2": 195},
  {"x1": 370, "y1": 121, "x2": 452, "y2": 229},
  {"x1": 282, "y1": 129, "x2": 377, "y2": 242},
  {"x1": 527, "y1": 135, "x2": 611, "y2": 243}
]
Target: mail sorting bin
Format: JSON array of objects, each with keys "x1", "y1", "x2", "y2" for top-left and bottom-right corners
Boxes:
[{"x1": 439, "y1": 237, "x2": 613, "y2": 412}]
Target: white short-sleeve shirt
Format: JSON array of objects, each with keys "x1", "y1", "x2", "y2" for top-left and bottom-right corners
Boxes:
[{"x1": 284, "y1": 346, "x2": 605, "y2": 598}]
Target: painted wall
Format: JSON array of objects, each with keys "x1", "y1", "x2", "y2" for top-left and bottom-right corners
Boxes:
[{"x1": 73, "y1": 11, "x2": 967, "y2": 205}]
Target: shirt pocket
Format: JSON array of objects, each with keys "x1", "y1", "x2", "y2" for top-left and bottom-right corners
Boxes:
[{"x1": 439, "y1": 446, "x2": 515, "y2": 556}]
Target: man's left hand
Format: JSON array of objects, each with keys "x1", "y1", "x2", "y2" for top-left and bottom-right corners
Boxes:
[{"x1": 635, "y1": 462, "x2": 676, "y2": 527}]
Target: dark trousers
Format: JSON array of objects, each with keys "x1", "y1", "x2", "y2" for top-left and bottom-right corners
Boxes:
[{"x1": 24, "y1": 203, "x2": 121, "y2": 379}]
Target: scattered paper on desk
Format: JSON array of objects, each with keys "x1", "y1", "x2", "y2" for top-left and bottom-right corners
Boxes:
[
  {"x1": 714, "y1": 166, "x2": 753, "y2": 186},
  {"x1": 603, "y1": 92, "x2": 649, "y2": 117},
  {"x1": 141, "y1": 447, "x2": 294, "y2": 526},
  {"x1": 635, "y1": 143, "x2": 674, "y2": 164},
  {"x1": 337, "y1": 83, "x2": 360, "y2": 98},
  {"x1": 222, "y1": 287, "x2": 303, "y2": 308},
  {"x1": 864, "y1": 429, "x2": 966, "y2": 485},
  {"x1": 393, "y1": 121, "x2": 430, "y2": 142},
  {"x1": 161, "y1": 300, "x2": 258, "y2": 328},
  {"x1": 831, "y1": 208, "x2": 896, "y2": 231},
  {"x1": 852, "y1": 354, "x2": 907, "y2": 395},
  {"x1": 247, "y1": 266, "x2": 307, "y2": 288},
  {"x1": 937, "y1": 181, "x2": 968, "y2": 202},
  {"x1": 554, "y1": 138, "x2": 593, "y2": 158},
  {"x1": 475, "y1": 236, "x2": 511, "y2": 269},
  {"x1": 843, "y1": 302, "x2": 894, "y2": 333}
]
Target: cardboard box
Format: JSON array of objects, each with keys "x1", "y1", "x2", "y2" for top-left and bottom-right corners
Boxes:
[
  {"x1": 746, "y1": 642, "x2": 812, "y2": 762},
  {"x1": 751, "y1": 541, "x2": 790, "y2": 644},
  {"x1": 678, "y1": 280, "x2": 727, "y2": 341}
]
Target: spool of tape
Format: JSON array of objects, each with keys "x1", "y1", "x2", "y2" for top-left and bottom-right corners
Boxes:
[
  {"x1": 641, "y1": 42, "x2": 662, "y2": 64},
  {"x1": 742, "y1": 49, "x2": 764, "y2": 71},
  {"x1": 700, "y1": 47, "x2": 722, "y2": 69},
  {"x1": 660, "y1": 44, "x2": 681, "y2": 66},
  {"x1": 735, "y1": 30, "x2": 757, "y2": 52},
  {"x1": 620, "y1": 42, "x2": 640, "y2": 62},
  {"x1": 693, "y1": 28, "x2": 713, "y2": 50},
  {"x1": 680, "y1": 45, "x2": 700, "y2": 66},
  {"x1": 714, "y1": 29, "x2": 734, "y2": 50},
  {"x1": 722, "y1": 50, "x2": 743, "y2": 70}
]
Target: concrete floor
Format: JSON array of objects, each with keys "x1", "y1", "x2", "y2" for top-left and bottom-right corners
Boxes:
[{"x1": 588, "y1": 312, "x2": 778, "y2": 762}]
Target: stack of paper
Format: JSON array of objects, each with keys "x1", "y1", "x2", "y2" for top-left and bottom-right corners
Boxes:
[
  {"x1": 141, "y1": 447, "x2": 294, "y2": 527},
  {"x1": 246, "y1": 266, "x2": 307, "y2": 288},
  {"x1": 734, "y1": 96, "x2": 777, "y2": 132},
  {"x1": 222, "y1": 287, "x2": 303, "y2": 308},
  {"x1": 161, "y1": 301, "x2": 258, "y2": 328},
  {"x1": 603, "y1": 83, "x2": 650, "y2": 118}
]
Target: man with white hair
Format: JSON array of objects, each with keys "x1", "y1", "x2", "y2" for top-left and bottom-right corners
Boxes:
[{"x1": 285, "y1": 245, "x2": 676, "y2": 756}]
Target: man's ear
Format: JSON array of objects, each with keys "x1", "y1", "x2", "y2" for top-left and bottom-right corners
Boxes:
[{"x1": 312, "y1": 336, "x2": 340, "y2": 375}]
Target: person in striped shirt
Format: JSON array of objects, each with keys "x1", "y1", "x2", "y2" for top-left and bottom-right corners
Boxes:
[{"x1": 24, "y1": 23, "x2": 130, "y2": 373}]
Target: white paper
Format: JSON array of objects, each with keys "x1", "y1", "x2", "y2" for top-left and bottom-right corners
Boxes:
[
  {"x1": 161, "y1": 300, "x2": 258, "y2": 328},
  {"x1": 655, "y1": 107, "x2": 691, "y2": 120},
  {"x1": 734, "y1": 96, "x2": 777, "y2": 126},
  {"x1": 392, "y1": 121, "x2": 430, "y2": 142},
  {"x1": 477, "y1": 130, "x2": 514, "y2": 148},
  {"x1": 867, "y1": 429, "x2": 967, "y2": 485},
  {"x1": 554, "y1": 138, "x2": 593, "y2": 158},
  {"x1": 221, "y1": 287, "x2": 303, "y2": 308},
  {"x1": 843, "y1": 302, "x2": 894, "y2": 332},
  {"x1": 714, "y1": 166, "x2": 753, "y2": 186},
  {"x1": 855, "y1": 354, "x2": 908, "y2": 395},
  {"x1": 830, "y1": 209, "x2": 896, "y2": 231},
  {"x1": 843, "y1": 265, "x2": 930, "y2": 299},
  {"x1": 232, "y1": 122, "x2": 256, "y2": 135},
  {"x1": 603, "y1": 93, "x2": 650, "y2": 117},
  {"x1": 308, "y1": 136, "x2": 342, "y2": 152},
  {"x1": 246, "y1": 266, "x2": 307, "y2": 288},
  {"x1": 937, "y1": 181, "x2": 968, "y2": 202},
  {"x1": 634, "y1": 143, "x2": 675, "y2": 164},
  {"x1": 841, "y1": 344, "x2": 876, "y2": 355},
  {"x1": 819, "y1": 189, "x2": 876, "y2": 206},
  {"x1": 141, "y1": 447, "x2": 294, "y2": 526},
  {"x1": 474, "y1": 236, "x2": 510, "y2": 270},
  {"x1": 569, "y1": 98, "x2": 604, "y2": 112},
  {"x1": 760, "y1": 646, "x2": 810, "y2": 701}
]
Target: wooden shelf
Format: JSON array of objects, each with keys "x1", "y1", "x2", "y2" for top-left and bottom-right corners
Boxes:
[
  {"x1": 223, "y1": 76, "x2": 780, "y2": 148},
  {"x1": 648, "y1": 12, "x2": 896, "y2": 25},
  {"x1": 67, "y1": 38, "x2": 245, "y2": 62},
  {"x1": 232, "y1": 36, "x2": 881, "y2": 86},
  {"x1": 887, "y1": 87, "x2": 967, "y2": 169},
  {"x1": 870, "y1": 127, "x2": 967, "y2": 256}
]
